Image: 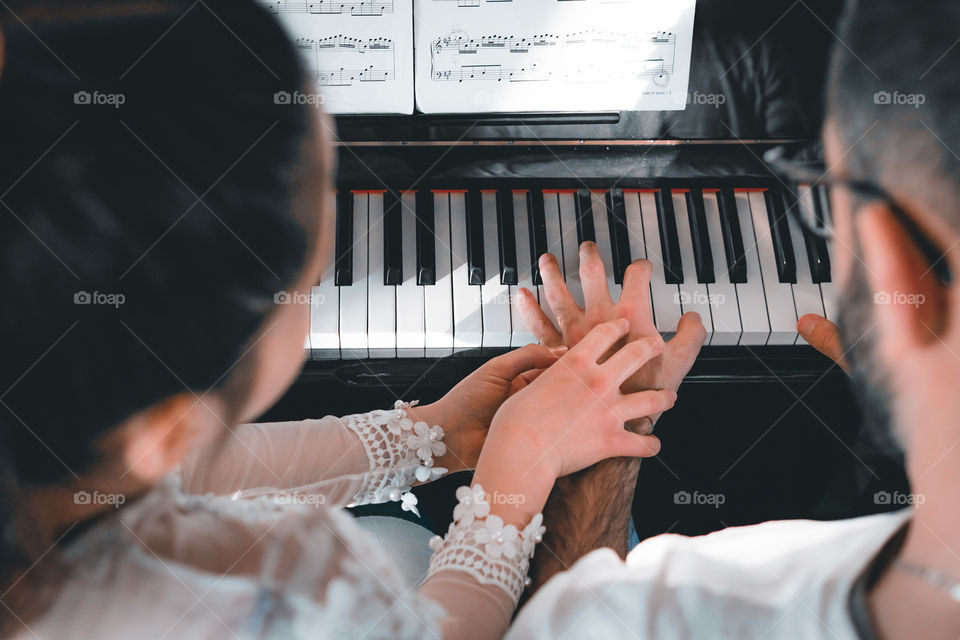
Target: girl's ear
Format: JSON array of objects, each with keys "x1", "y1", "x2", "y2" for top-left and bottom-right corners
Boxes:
[
  {"x1": 116, "y1": 394, "x2": 225, "y2": 484},
  {"x1": 857, "y1": 202, "x2": 950, "y2": 363}
]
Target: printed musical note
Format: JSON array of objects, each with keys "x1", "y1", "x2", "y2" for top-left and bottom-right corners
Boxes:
[
  {"x1": 265, "y1": 0, "x2": 395, "y2": 17},
  {"x1": 260, "y1": 0, "x2": 413, "y2": 113},
  {"x1": 415, "y1": 0, "x2": 695, "y2": 113},
  {"x1": 430, "y1": 30, "x2": 676, "y2": 84},
  {"x1": 296, "y1": 35, "x2": 396, "y2": 85}
]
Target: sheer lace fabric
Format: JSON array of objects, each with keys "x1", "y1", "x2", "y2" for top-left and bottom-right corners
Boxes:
[{"x1": 17, "y1": 404, "x2": 543, "y2": 640}]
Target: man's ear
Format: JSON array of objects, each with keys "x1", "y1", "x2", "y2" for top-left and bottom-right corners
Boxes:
[
  {"x1": 116, "y1": 394, "x2": 225, "y2": 484},
  {"x1": 856, "y1": 202, "x2": 950, "y2": 361}
]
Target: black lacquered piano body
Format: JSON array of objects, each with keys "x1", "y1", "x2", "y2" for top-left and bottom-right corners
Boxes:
[{"x1": 303, "y1": 136, "x2": 841, "y2": 385}]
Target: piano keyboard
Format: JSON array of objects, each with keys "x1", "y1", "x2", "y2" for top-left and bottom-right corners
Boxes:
[{"x1": 308, "y1": 185, "x2": 836, "y2": 358}]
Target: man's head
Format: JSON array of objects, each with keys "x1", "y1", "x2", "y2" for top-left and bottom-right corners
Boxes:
[{"x1": 825, "y1": 0, "x2": 960, "y2": 458}]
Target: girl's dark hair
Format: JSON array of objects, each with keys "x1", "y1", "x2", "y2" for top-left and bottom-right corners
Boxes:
[{"x1": 0, "y1": 0, "x2": 316, "y2": 612}]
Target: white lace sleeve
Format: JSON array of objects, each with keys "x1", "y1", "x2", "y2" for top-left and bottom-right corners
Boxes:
[
  {"x1": 341, "y1": 401, "x2": 448, "y2": 512},
  {"x1": 426, "y1": 484, "x2": 546, "y2": 605}
]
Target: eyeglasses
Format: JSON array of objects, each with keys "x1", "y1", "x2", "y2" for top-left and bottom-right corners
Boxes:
[{"x1": 767, "y1": 153, "x2": 953, "y2": 286}]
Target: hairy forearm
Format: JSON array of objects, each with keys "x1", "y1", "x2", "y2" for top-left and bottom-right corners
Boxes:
[{"x1": 525, "y1": 455, "x2": 642, "y2": 596}]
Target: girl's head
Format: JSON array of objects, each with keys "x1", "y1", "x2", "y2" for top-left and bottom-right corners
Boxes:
[{"x1": 0, "y1": 0, "x2": 330, "y2": 557}]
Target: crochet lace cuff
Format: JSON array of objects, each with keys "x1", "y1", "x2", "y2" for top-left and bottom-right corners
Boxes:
[
  {"x1": 341, "y1": 401, "x2": 447, "y2": 515},
  {"x1": 427, "y1": 484, "x2": 545, "y2": 604}
]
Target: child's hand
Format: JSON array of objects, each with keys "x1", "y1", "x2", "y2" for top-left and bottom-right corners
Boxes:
[
  {"x1": 413, "y1": 344, "x2": 561, "y2": 473},
  {"x1": 472, "y1": 320, "x2": 676, "y2": 526}
]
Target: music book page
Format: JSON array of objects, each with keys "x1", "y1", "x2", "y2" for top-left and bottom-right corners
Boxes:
[
  {"x1": 263, "y1": 0, "x2": 415, "y2": 114},
  {"x1": 414, "y1": 0, "x2": 696, "y2": 113}
]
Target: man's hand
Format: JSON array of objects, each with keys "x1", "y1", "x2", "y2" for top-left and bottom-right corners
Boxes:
[
  {"x1": 798, "y1": 314, "x2": 849, "y2": 372},
  {"x1": 518, "y1": 242, "x2": 705, "y2": 421},
  {"x1": 518, "y1": 243, "x2": 705, "y2": 596}
]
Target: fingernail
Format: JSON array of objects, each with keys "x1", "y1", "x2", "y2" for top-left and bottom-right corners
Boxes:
[
  {"x1": 797, "y1": 314, "x2": 816, "y2": 335},
  {"x1": 548, "y1": 345, "x2": 568, "y2": 356},
  {"x1": 647, "y1": 437, "x2": 662, "y2": 456},
  {"x1": 617, "y1": 318, "x2": 630, "y2": 330}
]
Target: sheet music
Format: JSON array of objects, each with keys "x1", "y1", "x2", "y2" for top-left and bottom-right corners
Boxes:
[
  {"x1": 414, "y1": 0, "x2": 696, "y2": 113},
  {"x1": 263, "y1": 0, "x2": 414, "y2": 114}
]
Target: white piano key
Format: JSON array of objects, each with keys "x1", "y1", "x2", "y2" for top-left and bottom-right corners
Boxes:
[
  {"x1": 623, "y1": 190, "x2": 659, "y2": 328},
  {"x1": 309, "y1": 191, "x2": 341, "y2": 358},
  {"x1": 397, "y1": 191, "x2": 425, "y2": 357},
  {"x1": 638, "y1": 191, "x2": 681, "y2": 336},
  {"x1": 733, "y1": 191, "x2": 771, "y2": 345},
  {"x1": 538, "y1": 192, "x2": 562, "y2": 328},
  {"x1": 701, "y1": 191, "x2": 742, "y2": 345},
  {"x1": 511, "y1": 191, "x2": 539, "y2": 347},
  {"x1": 450, "y1": 192, "x2": 483, "y2": 350},
  {"x1": 820, "y1": 277, "x2": 838, "y2": 322},
  {"x1": 481, "y1": 191, "x2": 512, "y2": 347},
  {"x1": 591, "y1": 190, "x2": 621, "y2": 301},
  {"x1": 366, "y1": 192, "x2": 396, "y2": 357},
  {"x1": 672, "y1": 192, "x2": 714, "y2": 343},
  {"x1": 339, "y1": 192, "x2": 369, "y2": 358},
  {"x1": 748, "y1": 191, "x2": 797, "y2": 345},
  {"x1": 557, "y1": 191, "x2": 584, "y2": 308},
  {"x1": 424, "y1": 192, "x2": 454, "y2": 356},
  {"x1": 791, "y1": 186, "x2": 826, "y2": 345}
]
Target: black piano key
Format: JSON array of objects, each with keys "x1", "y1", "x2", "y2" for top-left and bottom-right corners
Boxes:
[
  {"x1": 804, "y1": 229, "x2": 832, "y2": 284},
  {"x1": 335, "y1": 189, "x2": 353, "y2": 286},
  {"x1": 716, "y1": 189, "x2": 747, "y2": 284},
  {"x1": 466, "y1": 191, "x2": 486, "y2": 285},
  {"x1": 383, "y1": 190, "x2": 403, "y2": 286},
  {"x1": 812, "y1": 184, "x2": 831, "y2": 229},
  {"x1": 574, "y1": 188, "x2": 596, "y2": 245},
  {"x1": 684, "y1": 189, "x2": 715, "y2": 284},
  {"x1": 655, "y1": 188, "x2": 684, "y2": 284},
  {"x1": 527, "y1": 189, "x2": 548, "y2": 286},
  {"x1": 806, "y1": 187, "x2": 832, "y2": 283},
  {"x1": 415, "y1": 189, "x2": 436, "y2": 286},
  {"x1": 764, "y1": 188, "x2": 797, "y2": 284},
  {"x1": 497, "y1": 190, "x2": 518, "y2": 285},
  {"x1": 605, "y1": 188, "x2": 632, "y2": 285}
]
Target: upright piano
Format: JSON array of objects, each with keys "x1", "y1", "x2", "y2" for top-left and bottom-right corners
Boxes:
[
  {"x1": 301, "y1": 121, "x2": 838, "y2": 387},
  {"x1": 264, "y1": 102, "x2": 895, "y2": 542}
]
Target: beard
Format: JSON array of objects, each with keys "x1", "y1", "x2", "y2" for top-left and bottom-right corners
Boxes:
[{"x1": 837, "y1": 256, "x2": 904, "y2": 459}]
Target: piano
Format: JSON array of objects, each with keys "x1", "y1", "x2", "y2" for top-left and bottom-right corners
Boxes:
[
  {"x1": 301, "y1": 134, "x2": 840, "y2": 386},
  {"x1": 268, "y1": 0, "x2": 895, "y2": 545}
]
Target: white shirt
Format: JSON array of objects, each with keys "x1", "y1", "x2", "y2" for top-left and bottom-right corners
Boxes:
[{"x1": 510, "y1": 509, "x2": 911, "y2": 640}]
